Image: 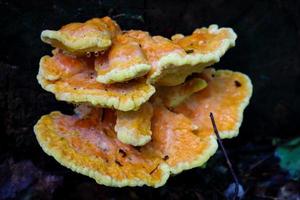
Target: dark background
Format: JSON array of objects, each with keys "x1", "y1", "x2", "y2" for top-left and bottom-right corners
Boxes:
[{"x1": 0, "y1": 0, "x2": 300, "y2": 199}]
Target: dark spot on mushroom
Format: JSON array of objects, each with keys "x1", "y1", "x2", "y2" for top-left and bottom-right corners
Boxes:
[
  {"x1": 167, "y1": 107, "x2": 179, "y2": 114},
  {"x1": 139, "y1": 44, "x2": 142, "y2": 48},
  {"x1": 149, "y1": 164, "x2": 159, "y2": 175},
  {"x1": 234, "y1": 80, "x2": 242, "y2": 87},
  {"x1": 211, "y1": 74, "x2": 215, "y2": 77},
  {"x1": 167, "y1": 107, "x2": 174, "y2": 112},
  {"x1": 74, "y1": 87, "x2": 77, "y2": 90},
  {"x1": 115, "y1": 160, "x2": 123, "y2": 166},
  {"x1": 185, "y1": 49, "x2": 194, "y2": 54},
  {"x1": 100, "y1": 110, "x2": 104, "y2": 122},
  {"x1": 192, "y1": 129, "x2": 198, "y2": 135},
  {"x1": 133, "y1": 146, "x2": 141, "y2": 152},
  {"x1": 163, "y1": 155, "x2": 169, "y2": 161},
  {"x1": 119, "y1": 149, "x2": 127, "y2": 157}
]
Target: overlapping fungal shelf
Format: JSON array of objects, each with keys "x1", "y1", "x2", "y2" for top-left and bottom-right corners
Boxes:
[{"x1": 34, "y1": 16, "x2": 252, "y2": 187}]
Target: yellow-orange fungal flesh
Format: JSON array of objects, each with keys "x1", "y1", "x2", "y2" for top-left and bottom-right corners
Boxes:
[
  {"x1": 95, "y1": 34, "x2": 151, "y2": 84},
  {"x1": 125, "y1": 25, "x2": 236, "y2": 86},
  {"x1": 174, "y1": 68, "x2": 253, "y2": 139},
  {"x1": 34, "y1": 109, "x2": 169, "y2": 187},
  {"x1": 41, "y1": 17, "x2": 121, "y2": 55},
  {"x1": 35, "y1": 17, "x2": 253, "y2": 188},
  {"x1": 34, "y1": 103, "x2": 218, "y2": 187},
  {"x1": 37, "y1": 51, "x2": 155, "y2": 111},
  {"x1": 115, "y1": 102, "x2": 153, "y2": 146},
  {"x1": 158, "y1": 78, "x2": 207, "y2": 108}
]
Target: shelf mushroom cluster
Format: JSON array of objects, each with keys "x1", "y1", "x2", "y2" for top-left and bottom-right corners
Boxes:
[{"x1": 34, "y1": 16, "x2": 253, "y2": 187}]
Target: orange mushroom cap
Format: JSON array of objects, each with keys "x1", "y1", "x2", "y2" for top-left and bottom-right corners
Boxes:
[
  {"x1": 148, "y1": 103, "x2": 218, "y2": 174},
  {"x1": 34, "y1": 109, "x2": 169, "y2": 187},
  {"x1": 34, "y1": 102, "x2": 219, "y2": 187},
  {"x1": 174, "y1": 68, "x2": 253, "y2": 139},
  {"x1": 125, "y1": 25, "x2": 236, "y2": 86},
  {"x1": 157, "y1": 77, "x2": 207, "y2": 108},
  {"x1": 115, "y1": 102, "x2": 153, "y2": 146},
  {"x1": 41, "y1": 17, "x2": 121, "y2": 55},
  {"x1": 34, "y1": 67, "x2": 252, "y2": 187},
  {"x1": 95, "y1": 34, "x2": 151, "y2": 84},
  {"x1": 37, "y1": 50, "x2": 155, "y2": 111},
  {"x1": 35, "y1": 17, "x2": 253, "y2": 188}
]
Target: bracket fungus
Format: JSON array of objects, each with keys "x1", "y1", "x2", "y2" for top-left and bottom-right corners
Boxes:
[
  {"x1": 41, "y1": 17, "x2": 121, "y2": 55},
  {"x1": 125, "y1": 25, "x2": 236, "y2": 86},
  {"x1": 38, "y1": 49, "x2": 155, "y2": 111},
  {"x1": 115, "y1": 102, "x2": 153, "y2": 146},
  {"x1": 157, "y1": 77, "x2": 208, "y2": 108},
  {"x1": 34, "y1": 17, "x2": 252, "y2": 187},
  {"x1": 95, "y1": 34, "x2": 151, "y2": 84},
  {"x1": 174, "y1": 68, "x2": 253, "y2": 139}
]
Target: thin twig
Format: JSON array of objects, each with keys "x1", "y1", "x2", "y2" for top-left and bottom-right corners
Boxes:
[
  {"x1": 248, "y1": 154, "x2": 272, "y2": 171},
  {"x1": 210, "y1": 112, "x2": 241, "y2": 200}
]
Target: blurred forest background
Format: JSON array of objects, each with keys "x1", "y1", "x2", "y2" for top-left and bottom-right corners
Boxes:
[{"x1": 0, "y1": 0, "x2": 300, "y2": 199}]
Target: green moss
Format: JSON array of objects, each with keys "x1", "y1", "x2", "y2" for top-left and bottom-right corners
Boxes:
[{"x1": 275, "y1": 137, "x2": 300, "y2": 180}]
